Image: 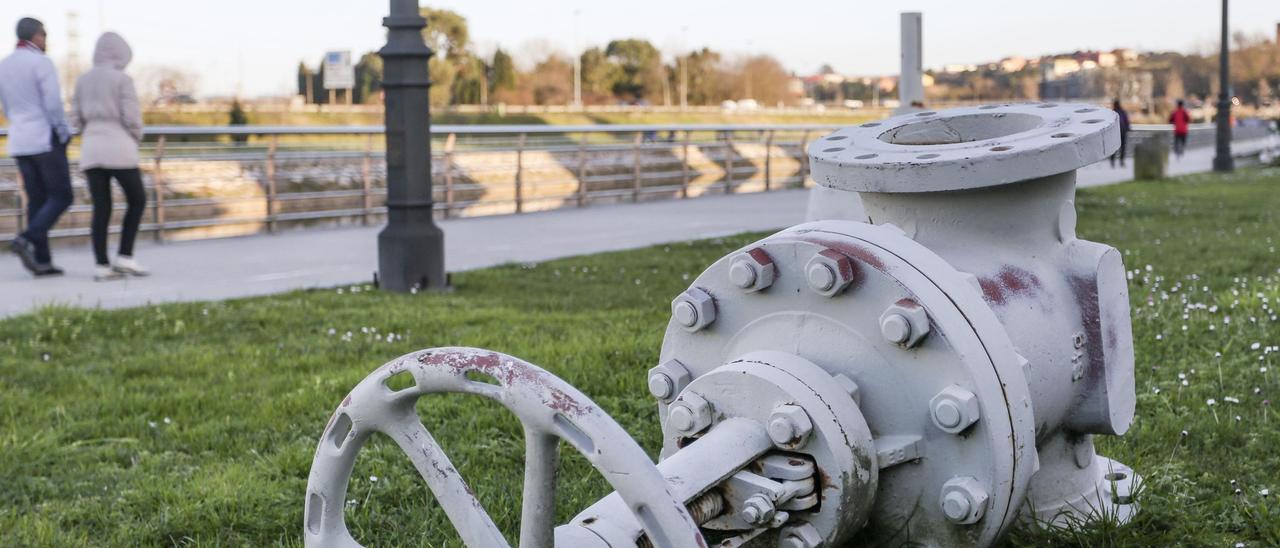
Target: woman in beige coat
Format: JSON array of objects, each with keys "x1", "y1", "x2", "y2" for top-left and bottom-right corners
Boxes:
[{"x1": 72, "y1": 31, "x2": 148, "y2": 281}]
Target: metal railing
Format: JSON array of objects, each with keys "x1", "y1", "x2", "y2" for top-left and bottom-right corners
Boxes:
[
  {"x1": 0, "y1": 124, "x2": 841, "y2": 243},
  {"x1": 0, "y1": 121, "x2": 1273, "y2": 245}
]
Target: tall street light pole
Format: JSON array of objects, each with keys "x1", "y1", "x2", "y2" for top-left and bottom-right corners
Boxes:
[
  {"x1": 1213, "y1": 0, "x2": 1234, "y2": 172},
  {"x1": 378, "y1": 0, "x2": 447, "y2": 291}
]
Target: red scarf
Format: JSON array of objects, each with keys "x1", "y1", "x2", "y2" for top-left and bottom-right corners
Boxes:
[{"x1": 16, "y1": 40, "x2": 42, "y2": 53}]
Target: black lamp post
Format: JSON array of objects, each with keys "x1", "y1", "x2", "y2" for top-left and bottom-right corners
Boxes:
[
  {"x1": 1212, "y1": 0, "x2": 1234, "y2": 172},
  {"x1": 378, "y1": 0, "x2": 447, "y2": 291}
]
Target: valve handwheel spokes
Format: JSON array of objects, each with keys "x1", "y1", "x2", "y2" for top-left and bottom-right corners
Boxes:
[{"x1": 304, "y1": 347, "x2": 704, "y2": 548}]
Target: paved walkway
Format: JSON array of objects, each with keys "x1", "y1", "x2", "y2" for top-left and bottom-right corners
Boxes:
[{"x1": 0, "y1": 137, "x2": 1271, "y2": 318}]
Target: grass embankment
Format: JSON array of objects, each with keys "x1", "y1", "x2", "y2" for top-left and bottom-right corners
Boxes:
[{"x1": 2, "y1": 168, "x2": 1280, "y2": 546}]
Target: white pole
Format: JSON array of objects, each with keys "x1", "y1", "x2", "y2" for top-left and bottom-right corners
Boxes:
[{"x1": 897, "y1": 12, "x2": 924, "y2": 114}]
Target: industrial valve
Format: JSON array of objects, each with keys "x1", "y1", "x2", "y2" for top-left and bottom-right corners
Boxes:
[{"x1": 303, "y1": 103, "x2": 1140, "y2": 547}]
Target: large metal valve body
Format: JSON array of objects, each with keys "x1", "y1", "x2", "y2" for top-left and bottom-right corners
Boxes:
[{"x1": 305, "y1": 103, "x2": 1139, "y2": 547}]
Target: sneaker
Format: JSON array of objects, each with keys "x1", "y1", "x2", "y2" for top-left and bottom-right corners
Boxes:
[
  {"x1": 112, "y1": 255, "x2": 150, "y2": 276},
  {"x1": 9, "y1": 236, "x2": 38, "y2": 274},
  {"x1": 94, "y1": 264, "x2": 124, "y2": 281},
  {"x1": 33, "y1": 264, "x2": 64, "y2": 277}
]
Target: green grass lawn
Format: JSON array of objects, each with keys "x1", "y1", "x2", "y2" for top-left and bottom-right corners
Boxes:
[{"x1": 3, "y1": 168, "x2": 1280, "y2": 547}]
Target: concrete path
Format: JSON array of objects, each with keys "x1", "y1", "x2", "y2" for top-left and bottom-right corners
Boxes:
[
  {"x1": 0, "y1": 137, "x2": 1271, "y2": 318},
  {"x1": 0, "y1": 190, "x2": 809, "y2": 317}
]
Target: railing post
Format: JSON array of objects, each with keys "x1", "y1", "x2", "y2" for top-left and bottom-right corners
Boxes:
[
  {"x1": 361, "y1": 133, "x2": 373, "y2": 225},
  {"x1": 764, "y1": 130, "x2": 774, "y2": 192},
  {"x1": 681, "y1": 130, "x2": 690, "y2": 199},
  {"x1": 576, "y1": 135, "x2": 587, "y2": 207},
  {"x1": 724, "y1": 130, "x2": 735, "y2": 194},
  {"x1": 266, "y1": 134, "x2": 278, "y2": 233},
  {"x1": 444, "y1": 132, "x2": 456, "y2": 218},
  {"x1": 632, "y1": 132, "x2": 643, "y2": 202},
  {"x1": 14, "y1": 171, "x2": 26, "y2": 234},
  {"x1": 799, "y1": 130, "x2": 811, "y2": 188},
  {"x1": 515, "y1": 132, "x2": 526, "y2": 213},
  {"x1": 152, "y1": 135, "x2": 167, "y2": 242}
]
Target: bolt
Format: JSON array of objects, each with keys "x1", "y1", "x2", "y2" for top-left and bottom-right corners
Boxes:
[
  {"x1": 667, "y1": 392, "x2": 713, "y2": 435},
  {"x1": 880, "y1": 313, "x2": 911, "y2": 344},
  {"x1": 671, "y1": 288, "x2": 717, "y2": 332},
  {"x1": 673, "y1": 301, "x2": 698, "y2": 327},
  {"x1": 668, "y1": 405, "x2": 695, "y2": 431},
  {"x1": 933, "y1": 400, "x2": 962, "y2": 429},
  {"x1": 807, "y1": 263, "x2": 835, "y2": 291},
  {"x1": 647, "y1": 359, "x2": 692, "y2": 403},
  {"x1": 878, "y1": 299, "x2": 931, "y2": 348},
  {"x1": 942, "y1": 491, "x2": 971, "y2": 521},
  {"x1": 930, "y1": 385, "x2": 980, "y2": 434},
  {"x1": 740, "y1": 494, "x2": 774, "y2": 526},
  {"x1": 804, "y1": 249, "x2": 856, "y2": 297},
  {"x1": 727, "y1": 248, "x2": 776, "y2": 293},
  {"x1": 647, "y1": 373, "x2": 675, "y2": 400},
  {"x1": 939, "y1": 476, "x2": 989, "y2": 525},
  {"x1": 729, "y1": 261, "x2": 757, "y2": 288},
  {"x1": 767, "y1": 404, "x2": 814, "y2": 448}
]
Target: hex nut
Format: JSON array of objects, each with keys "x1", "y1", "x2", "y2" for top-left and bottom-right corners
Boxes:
[
  {"x1": 728, "y1": 248, "x2": 776, "y2": 293},
  {"x1": 778, "y1": 523, "x2": 823, "y2": 548},
  {"x1": 740, "y1": 494, "x2": 775, "y2": 526},
  {"x1": 940, "y1": 476, "x2": 989, "y2": 525},
  {"x1": 667, "y1": 392, "x2": 713, "y2": 435},
  {"x1": 804, "y1": 249, "x2": 857, "y2": 297},
  {"x1": 647, "y1": 359, "x2": 692, "y2": 403},
  {"x1": 930, "y1": 385, "x2": 980, "y2": 434},
  {"x1": 767, "y1": 404, "x2": 814, "y2": 448},
  {"x1": 878, "y1": 298, "x2": 931, "y2": 347},
  {"x1": 671, "y1": 287, "x2": 717, "y2": 332}
]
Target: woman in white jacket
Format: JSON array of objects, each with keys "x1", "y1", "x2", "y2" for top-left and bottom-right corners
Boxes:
[{"x1": 71, "y1": 31, "x2": 148, "y2": 281}]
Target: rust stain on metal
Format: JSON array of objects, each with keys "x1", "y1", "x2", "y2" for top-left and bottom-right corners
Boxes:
[
  {"x1": 746, "y1": 246, "x2": 774, "y2": 266},
  {"x1": 417, "y1": 349, "x2": 594, "y2": 416},
  {"x1": 1067, "y1": 274, "x2": 1106, "y2": 388},
  {"x1": 978, "y1": 266, "x2": 1043, "y2": 307},
  {"x1": 798, "y1": 234, "x2": 887, "y2": 272}
]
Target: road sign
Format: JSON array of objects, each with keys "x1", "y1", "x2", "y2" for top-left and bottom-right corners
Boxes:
[{"x1": 323, "y1": 50, "x2": 354, "y2": 90}]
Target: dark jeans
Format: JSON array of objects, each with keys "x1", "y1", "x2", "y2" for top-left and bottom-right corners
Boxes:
[
  {"x1": 1111, "y1": 131, "x2": 1128, "y2": 166},
  {"x1": 86, "y1": 167, "x2": 147, "y2": 266},
  {"x1": 1173, "y1": 133, "x2": 1188, "y2": 157},
  {"x1": 14, "y1": 135, "x2": 72, "y2": 264}
]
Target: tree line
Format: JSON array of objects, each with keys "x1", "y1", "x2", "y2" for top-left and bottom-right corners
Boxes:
[{"x1": 295, "y1": 7, "x2": 794, "y2": 107}]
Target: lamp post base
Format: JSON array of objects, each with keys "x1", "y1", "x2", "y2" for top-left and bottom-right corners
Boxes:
[{"x1": 377, "y1": 213, "x2": 447, "y2": 292}]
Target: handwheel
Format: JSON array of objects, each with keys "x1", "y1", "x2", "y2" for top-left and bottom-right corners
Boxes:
[{"x1": 304, "y1": 347, "x2": 703, "y2": 548}]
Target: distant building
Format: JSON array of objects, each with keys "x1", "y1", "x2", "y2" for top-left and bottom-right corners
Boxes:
[
  {"x1": 1113, "y1": 48, "x2": 1139, "y2": 63},
  {"x1": 1000, "y1": 56, "x2": 1028, "y2": 72},
  {"x1": 1050, "y1": 57, "x2": 1081, "y2": 77}
]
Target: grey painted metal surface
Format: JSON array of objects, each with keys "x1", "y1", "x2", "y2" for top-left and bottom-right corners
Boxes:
[{"x1": 305, "y1": 103, "x2": 1150, "y2": 546}]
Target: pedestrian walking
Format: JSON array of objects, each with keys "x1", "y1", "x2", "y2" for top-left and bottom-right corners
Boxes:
[
  {"x1": 72, "y1": 32, "x2": 149, "y2": 281},
  {"x1": 1110, "y1": 99, "x2": 1130, "y2": 168},
  {"x1": 1169, "y1": 99, "x2": 1192, "y2": 159},
  {"x1": 0, "y1": 17, "x2": 72, "y2": 277}
]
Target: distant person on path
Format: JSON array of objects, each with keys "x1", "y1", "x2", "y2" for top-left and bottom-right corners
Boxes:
[
  {"x1": 1110, "y1": 99, "x2": 1130, "y2": 168},
  {"x1": 72, "y1": 31, "x2": 149, "y2": 281},
  {"x1": 1169, "y1": 100, "x2": 1192, "y2": 159},
  {"x1": 0, "y1": 17, "x2": 72, "y2": 277}
]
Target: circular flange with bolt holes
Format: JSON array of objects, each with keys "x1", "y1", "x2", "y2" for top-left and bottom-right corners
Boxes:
[
  {"x1": 662, "y1": 351, "x2": 878, "y2": 543},
  {"x1": 808, "y1": 102, "x2": 1120, "y2": 193},
  {"x1": 659, "y1": 220, "x2": 1036, "y2": 546}
]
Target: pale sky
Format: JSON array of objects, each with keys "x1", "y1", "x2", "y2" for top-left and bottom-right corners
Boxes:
[{"x1": 1, "y1": 1, "x2": 1275, "y2": 97}]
